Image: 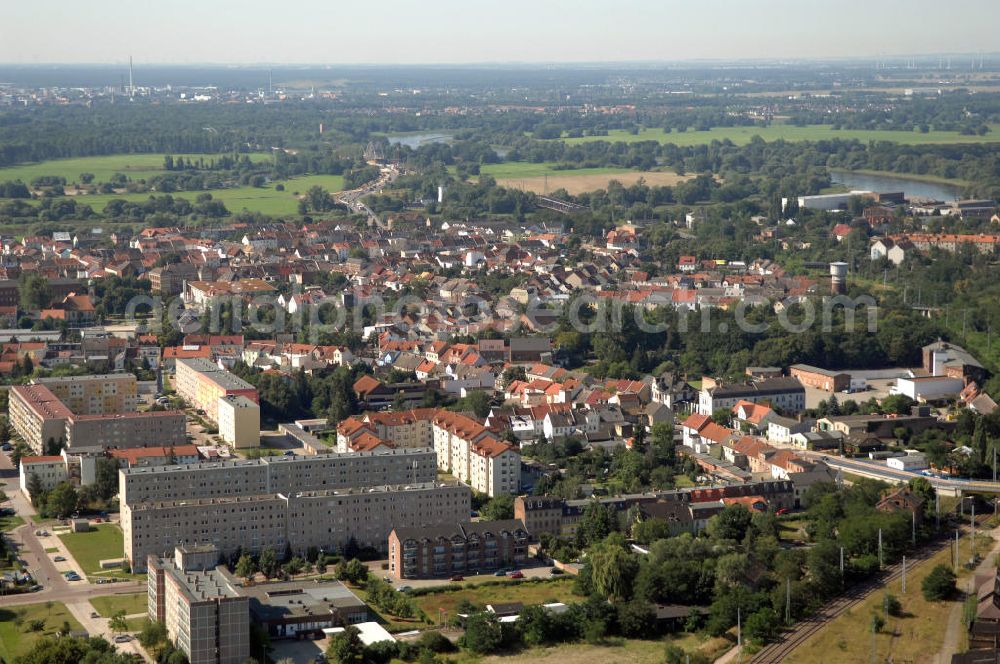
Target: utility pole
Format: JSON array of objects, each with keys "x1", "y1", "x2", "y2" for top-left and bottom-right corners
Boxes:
[
  {"x1": 954, "y1": 530, "x2": 960, "y2": 571},
  {"x1": 737, "y1": 607, "x2": 742, "y2": 663},
  {"x1": 936, "y1": 493, "x2": 940, "y2": 531},
  {"x1": 878, "y1": 528, "x2": 883, "y2": 569},
  {"x1": 840, "y1": 546, "x2": 845, "y2": 587},
  {"x1": 785, "y1": 578, "x2": 791, "y2": 624},
  {"x1": 902, "y1": 556, "x2": 907, "y2": 593},
  {"x1": 912, "y1": 509, "x2": 916, "y2": 545},
  {"x1": 994, "y1": 446, "x2": 997, "y2": 483}
]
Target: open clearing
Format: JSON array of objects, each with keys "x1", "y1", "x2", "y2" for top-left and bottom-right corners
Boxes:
[
  {"x1": 472, "y1": 633, "x2": 731, "y2": 664},
  {"x1": 89, "y1": 593, "x2": 148, "y2": 618},
  {"x1": 0, "y1": 602, "x2": 82, "y2": 662},
  {"x1": 498, "y1": 171, "x2": 690, "y2": 195},
  {"x1": 57, "y1": 523, "x2": 124, "y2": 576},
  {"x1": 785, "y1": 537, "x2": 983, "y2": 663},
  {"x1": 553, "y1": 124, "x2": 1000, "y2": 146},
  {"x1": 478, "y1": 162, "x2": 691, "y2": 195}
]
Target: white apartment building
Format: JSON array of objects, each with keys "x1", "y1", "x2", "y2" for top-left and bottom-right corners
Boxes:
[{"x1": 217, "y1": 395, "x2": 260, "y2": 450}]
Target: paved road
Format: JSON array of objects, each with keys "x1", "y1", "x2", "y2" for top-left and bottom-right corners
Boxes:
[
  {"x1": 800, "y1": 449, "x2": 1000, "y2": 495},
  {"x1": 0, "y1": 452, "x2": 143, "y2": 606}
]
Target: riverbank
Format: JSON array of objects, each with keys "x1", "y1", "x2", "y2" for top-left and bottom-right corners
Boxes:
[{"x1": 829, "y1": 168, "x2": 969, "y2": 188}]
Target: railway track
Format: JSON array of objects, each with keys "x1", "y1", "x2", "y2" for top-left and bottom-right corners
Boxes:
[{"x1": 750, "y1": 516, "x2": 987, "y2": 663}]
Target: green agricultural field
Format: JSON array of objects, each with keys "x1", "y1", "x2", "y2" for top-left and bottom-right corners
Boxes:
[
  {"x1": 554, "y1": 124, "x2": 1000, "y2": 146},
  {"x1": 0, "y1": 153, "x2": 344, "y2": 217},
  {"x1": 58, "y1": 524, "x2": 124, "y2": 576},
  {"x1": 0, "y1": 602, "x2": 82, "y2": 663},
  {"x1": 0, "y1": 153, "x2": 274, "y2": 186},
  {"x1": 40, "y1": 174, "x2": 344, "y2": 217},
  {"x1": 89, "y1": 593, "x2": 148, "y2": 618}
]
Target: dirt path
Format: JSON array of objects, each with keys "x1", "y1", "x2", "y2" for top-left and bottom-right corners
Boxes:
[{"x1": 935, "y1": 525, "x2": 1000, "y2": 662}]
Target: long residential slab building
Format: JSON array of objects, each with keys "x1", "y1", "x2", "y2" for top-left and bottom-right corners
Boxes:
[
  {"x1": 9, "y1": 374, "x2": 186, "y2": 454},
  {"x1": 120, "y1": 447, "x2": 470, "y2": 571}
]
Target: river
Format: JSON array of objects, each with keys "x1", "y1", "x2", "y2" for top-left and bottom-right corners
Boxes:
[
  {"x1": 830, "y1": 170, "x2": 965, "y2": 202},
  {"x1": 385, "y1": 132, "x2": 454, "y2": 149}
]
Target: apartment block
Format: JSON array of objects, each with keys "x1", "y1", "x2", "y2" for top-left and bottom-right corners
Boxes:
[
  {"x1": 10, "y1": 378, "x2": 184, "y2": 453},
  {"x1": 217, "y1": 395, "x2": 260, "y2": 450},
  {"x1": 698, "y1": 377, "x2": 806, "y2": 416},
  {"x1": 388, "y1": 519, "x2": 530, "y2": 580},
  {"x1": 125, "y1": 482, "x2": 470, "y2": 572},
  {"x1": 175, "y1": 358, "x2": 259, "y2": 424},
  {"x1": 433, "y1": 411, "x2": 520, "y2": 497},
  {"x1": 118, "y1": 448, "x2": 438, "y2": 506},
  {"x1": 19, "y1": 455, "x2": 67, "y2": 502},
  {"x1": 9, "y1": 384, "x2": 71, "y2": 453},
  {"x1": 338, "y1": 409, "x2": 521, "y2": 497},
  {"x1": 35, "y1": 373, "x2": 138, "y2": 415},
  {"x1": 66, "y1": 410, "x2": 187, "y2": 451},
  {"x1": 148, "y1": 545, "x2": 249, "y2": 664}
]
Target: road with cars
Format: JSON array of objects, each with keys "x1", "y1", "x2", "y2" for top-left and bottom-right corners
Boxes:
[{"x1": 0, "y1": 452, "x2": 143, "y2": 607}]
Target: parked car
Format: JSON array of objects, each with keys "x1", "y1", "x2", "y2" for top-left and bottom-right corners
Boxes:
[
  {"x1": 493, "y1": 570, "x2": 507, "y2": 577},
  {"x1": 508, "y1": 571, "x2": 524, "y2": 579},
  {"x1": 450, "y1": 575, "x2": 464, "y2": 582},
  {"x1": 776, "y1": 508, "x2": 790, "y2": 516},
  {"x1": 1, "y1": 443, "x2": 12, "y2": 451},
  {"x1": 550, "y1": 567, "x2": 564, "y2": 575},
  {"x1": 114, "y1": 635, "x2": 132, "y2": 643},
  {"x1": 90, "y1": 611, "x2": 100, "y2": 619},
  {"x1": 396, "y1": 585, "x2": 413, "y2": 593},
  {"x1": 53, "y1": 556, "x2": 65, "y2": 562}
]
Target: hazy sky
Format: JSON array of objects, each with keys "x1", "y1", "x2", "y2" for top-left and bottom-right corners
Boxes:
[{"x1": 4, "y1": 0, "x2": 998, "y2": 64}]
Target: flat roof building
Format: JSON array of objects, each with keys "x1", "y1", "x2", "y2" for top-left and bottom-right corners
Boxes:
[
  {"x1": 148, "y1": 545, "x2": 249, "y2": 664},
  {"x1": 125, "y1": 482, "x2": 471, "y2": 572},
  {"x1": 217, "y1": 394, "x2": 260, "y2": 450},
  {"x1": 175, "y1": 358, "x2": 259, "y2": 424}
]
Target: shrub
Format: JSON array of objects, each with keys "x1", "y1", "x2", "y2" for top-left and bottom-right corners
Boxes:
[
  {"x1": 922, "y1": 564, "x2": 957, "y2": 601},
  {"x1": 884, "y1": 593, "x2": 902, "y2": 617}
]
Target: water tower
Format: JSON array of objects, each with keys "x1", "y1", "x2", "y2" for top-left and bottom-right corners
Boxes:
[{"x1": 830, "y1": 262, "x2": 848, "y2": 294}]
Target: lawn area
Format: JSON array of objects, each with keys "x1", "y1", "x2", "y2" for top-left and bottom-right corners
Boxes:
[
  {"x1": 413, "y1": 578, "x2": 576, "y2": 619},
  {"x1": 0, "y1": 153, "x2": 273, "y2": 185},
  {"x1": 57, "y1": 523, "x2": 124, "y2": 576},
  {"x1": 778, "y1": 519, "x2": 809, "y2": 542},
  {"x1": 553, "y1": 124, "x2": 1000, "y2": 146},
  {"x1": 470, "y1": 633, "x2": 731, "y2": 664},
  {"x1": 785, "y1": 538, "x2": 984, "y2": 663},
  {"x1": 0, "y1": 513, "x2": 24, "y2": 532},
  {"x1": 0, "y1": 602, "x2": 83, "y2": 663},
  {"x1": 89, "y1": 593, "x2": 147, "y2": 618},
  {"x1": 673, "y1": 475, "x2": 696, "y2": 488}
]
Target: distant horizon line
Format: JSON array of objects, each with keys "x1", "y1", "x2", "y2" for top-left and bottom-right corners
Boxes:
[{"x1": 1, "y1": 52, "x2": 998, "y2": 68}]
